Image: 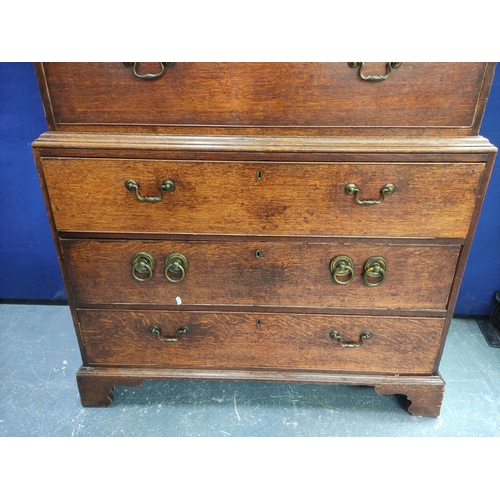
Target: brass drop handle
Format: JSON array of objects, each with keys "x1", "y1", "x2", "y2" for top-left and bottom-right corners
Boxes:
[
  {"x1": 165, "y1": 253, "x2": 189, "y2": 283},
  {"x1": 363, "y1": 257, "x2": 388, "y2": 287},
  {"x1": 329, "y1": 256, "x2": 355, "y2": 285},
  {"x1": 149, "y1": 324, "x2": 189, "y2": 342},
  {"x1": 123, "y1": 62, "x2": 175, "y2": 80},
  {"x1": 345, "y1": 183, "x2": 395, "y2": 205},
  {"x1": 131, "y1": 252, "x2": 155, "y2": 282},
  {"x1": 125, "y1": 179, "x2": 175, "y2": 202},
  {"x1": 348, "y1": 62, "x2": 402, "y2": 81},
  {"x1": 330, "y1": 330, "x2": 373, "y2": 348}
]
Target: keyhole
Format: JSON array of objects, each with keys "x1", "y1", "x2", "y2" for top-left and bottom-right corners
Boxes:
[
  {"x1": 255, "y1": 250, "x2": 261, "y2": 259},
  {"x1": 256, "y1": 320, "x2": 261, "y2": 327},
  {"x1": 257, "y1": 171, "x2": 263, "y2": 180}
]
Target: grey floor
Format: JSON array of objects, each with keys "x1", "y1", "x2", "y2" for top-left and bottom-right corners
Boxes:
[{"x1": 1, "y1": 303, "x2": 500, "y2": 437}]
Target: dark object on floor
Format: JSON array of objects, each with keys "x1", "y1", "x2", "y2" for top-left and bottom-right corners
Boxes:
[{"x1": 477, "y1": 291, "x2": 500, "y2": 348}]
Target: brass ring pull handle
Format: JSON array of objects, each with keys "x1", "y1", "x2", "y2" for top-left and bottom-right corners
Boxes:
[
  {"x1": 345, "y1": 183, "x2": 395, "y2": 205},
  {"x1": 131, "y1": 252, "x2": 155, "y2": 282},
  {"x1": 363, "y1": 257, "x2": 388, "y2": 287},
  {"x1": 165, "y1": 253, "x2": 189, "y2": 283},
  {"x1": 123, "y1": 62, "x2": 175, "y2": 80},
  {"x1": 149, "y1": 324, "x2": 189, "y2": 342},
  {"x1": 125, "y1": 179, "x2": 175, "y2": 203},
  {"x1": 329, "y1": 256, "x2": 355, "y2": 285},
  {"x1": 348, "y1": 62, "x2": 402, "y2": 81},
  {"x1": 330, "y1": 330, "x2": 373, "y2": 348}
]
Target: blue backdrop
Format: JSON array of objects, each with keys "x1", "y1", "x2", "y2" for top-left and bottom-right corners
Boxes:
[{"x1": 1, "y1": 62, "x2": 499, "y2": 314}]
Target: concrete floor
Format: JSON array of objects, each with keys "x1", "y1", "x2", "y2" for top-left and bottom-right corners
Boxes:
[{"x1": 1, "y1": 304, "x2": 500, "y2": 437}]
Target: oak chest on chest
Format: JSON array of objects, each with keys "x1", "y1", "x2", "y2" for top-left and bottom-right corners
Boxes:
[{"x1": 32, "y1": 62, "x2": 497, "y2": 416}]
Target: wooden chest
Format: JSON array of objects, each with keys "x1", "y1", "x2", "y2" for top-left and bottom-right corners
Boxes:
[{"x1": 32, "y1": 62, "x2": 497, "y2": 416}]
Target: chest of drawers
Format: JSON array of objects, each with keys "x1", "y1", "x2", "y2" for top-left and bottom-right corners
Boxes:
[{"x1": 32, "y1": 62, "x2": 497, "y2": 416}]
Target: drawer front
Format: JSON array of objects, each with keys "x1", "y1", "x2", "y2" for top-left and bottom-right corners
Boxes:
[
  {"x1": 77, "y1": 309, "x2": 444, "y2": 374},
  {"x1": 64, "y1": 239, "x2": 459, "y2": 312},
  {"x1": 43, "y1": 159, "x2": 485, "y2": 239},
  {"x1": 38, "y1": 63, "x2": 490, "y2": 134}
]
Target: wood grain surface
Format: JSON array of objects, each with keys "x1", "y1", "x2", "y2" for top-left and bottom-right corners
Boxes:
[
  {"x1": 36, "y1": 63, "x2": 492, "y2": 136},
  {"x1": 77, "y1": 308, "x2": 445, "y2": 374},
  {"x1": 62, "y1": 238, "x2": 459, "y2": 312},
  {"x1": 42, "y1": 158, "x2": 485, "y2": 238}
]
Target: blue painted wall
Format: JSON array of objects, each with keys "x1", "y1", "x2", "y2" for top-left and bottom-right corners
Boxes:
[
  {"x1": 456, "y1": 72, "x2": 500, "y2": 315},
  {"x1": 0, "y1": 63, "x2": 66, "y2": 301},
  {"x1": 1, "y1": 62, "x2": 499, "y2": 314}
]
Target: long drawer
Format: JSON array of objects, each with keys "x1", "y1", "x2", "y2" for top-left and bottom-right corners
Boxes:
[
  {"x1": 36, "y1": 63, "x2": 492, "y2": 135},
  {"x1": 63, "y1": 239, "x2": 459, "y2": 312},
  {"x1": 77, "y1": 309, "x2": 445, "y2": 374},
  {"x1": 42, "y1": 159, "x2": 485, "y2": 238}
]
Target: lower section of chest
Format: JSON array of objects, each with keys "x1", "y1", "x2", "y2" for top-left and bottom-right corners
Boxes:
[{"x1": 33, "y1": 134, "x2": 496, "y2": 416}]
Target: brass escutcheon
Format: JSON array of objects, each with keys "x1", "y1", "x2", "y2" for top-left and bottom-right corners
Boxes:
[
  {"x1": 149, "y1": 324, "x2": 189, "y2": 342},
  {"x1": 330, "y1": 330, "x2": 373, "y2": 348},
  {"x1": 165, "y1": 253, "x2": 189, "y2": 283},
  {"x1": 125, "y1": 179, "x2": 175, "y2": 202},
  {"x1": 363, "y1": 256, "x2": 388, "y2": 287},
  {"x1": 123, "y1": 62, "x2": 175, "y2": 80},
  {"x1": 131, "y1": 252, "x2": 155, "y2": 282},
  {"x1": 345, "y1": 182, "x2": 395, "y2": 205},
  {"x1": 329, "y1": 256, "x2": 355, "y2": 285},
  {"x1": 348, "y1": 62, "x2": 402, "y2": 81}
]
